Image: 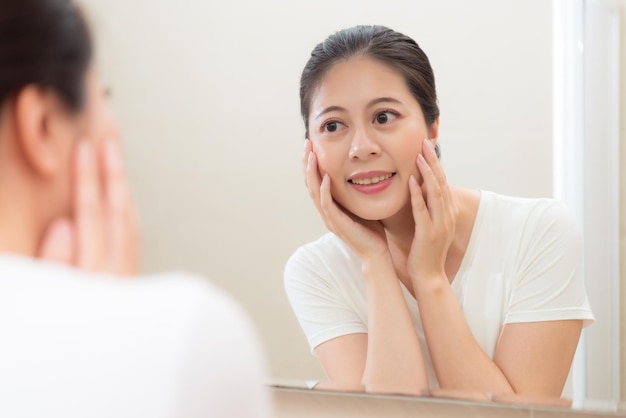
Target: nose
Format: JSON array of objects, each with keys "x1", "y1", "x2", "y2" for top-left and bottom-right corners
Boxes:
[{"x1": 348, "y1": 128, "x2": 381, "y2": 160}]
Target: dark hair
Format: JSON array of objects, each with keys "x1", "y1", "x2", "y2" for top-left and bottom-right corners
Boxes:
[
  {"x1": 0, "y1": 0, "x2": 93, "y2": 112},
  {"x1": 299, "y1": 25, "x2": 439, "y2": 140}
]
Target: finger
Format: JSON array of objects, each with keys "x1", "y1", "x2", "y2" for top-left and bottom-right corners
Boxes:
[
  {"x1": 416, "y1": 151, "x2": 445, "y2": 223},
  {"x1": 409, "y1": 175, "x2": 431, "y2": 227},
  {"x1": 38, "y1": 218, "x2": 75, "y2": 265},
  {"x1": 126, "y1": 194, "x2": 141, "y2": 273},
  {"x1": 305, "y1": 151, "x2": 324, "y2": 212},
  {"x1": 302, "y1": 140, "x2": 311, "y2": 186},
  {"x1": 102, "y1": 139, "x2": 138, "y2": 275},
  {"x1": 319, "y1": 174, "x2": 367, "y2": 236},
  {"x1": 423, "y1": 140, "x2": 454, "y2": 213},
  {"x1": 74, "y1": 140, "x2": 105, "y2": 271},
  {"x1": 319, "y1": 174, "x2": 352, "y2": 232}
]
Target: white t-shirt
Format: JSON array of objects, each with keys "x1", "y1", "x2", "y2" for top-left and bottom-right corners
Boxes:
[
  {"x1": 284, "y1": 191, "x2": 595, "y2": 387},
  {"x1": 0, "y1": 254, "x2": 272, "y2": 418}
]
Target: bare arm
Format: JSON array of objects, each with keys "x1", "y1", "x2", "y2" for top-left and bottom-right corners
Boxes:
[
  {"x1": 314, "y1": 259, "x2": 429, "y2": 395},
  {"x1": 312, "y1": 197, "x2": 429, "y2": 396},
  {"x1": 415, "y1": 278, "x2": 582, "y2": 395},
  {"x1": 305, "y1": 142, "x2": 428, "y2": 395},
  {"x1": 39, "y1": 138, "x2": 139, "y2": 275},
  {"x1": 409, "y1": 140, "x2": 582, "y2": 396},
  {"x1": 495, "y1": 320, "x2": 582, "y2": 395},
  {"x1": 359, "y1": 257, "x2": 428, "y2": 394}
]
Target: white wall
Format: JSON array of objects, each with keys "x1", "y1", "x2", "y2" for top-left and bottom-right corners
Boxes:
[{"x1": 81, "y1": 0, "x2": 553, "y2": 380}]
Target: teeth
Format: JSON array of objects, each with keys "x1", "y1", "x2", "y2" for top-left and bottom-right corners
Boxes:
[{"x1": 350, "y1": 173, "x2": 393, "y2": 185}]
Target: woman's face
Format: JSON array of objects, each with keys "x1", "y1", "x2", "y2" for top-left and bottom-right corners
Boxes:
[
  {"x1": 308, "y1": 56, "x2": 438, "y2": 221},
  {"x1": 51, "y1": 68, "x2": 117, "y2": 218},
  {"x1": 72, "y1": 69, "x2": 118, "y2": 145}
]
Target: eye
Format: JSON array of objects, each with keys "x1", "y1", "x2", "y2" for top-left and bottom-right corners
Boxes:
[
  {"x1": 374, "y1": 110, "x2": 398, "y2": 125},
  {"x1": 321, "y1": 120, "x2": 346, "y2": 133}
]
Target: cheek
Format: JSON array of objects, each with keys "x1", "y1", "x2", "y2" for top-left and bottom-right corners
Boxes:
[
  {"x1": 45, "y1": 146, "x2": 74, "y2": 221},
  {"x1": 311, "y1": 141, "x2": 337, "y2": 179},
  {"x1": 394, "y1": 127, "x2": 426, "y2": 173},
  {"x1": 78, "y1": 100, "x2": 118, "y2": 144},
  {"x1": 388, "y1": 137, "x2": 418, "y2": 172}
]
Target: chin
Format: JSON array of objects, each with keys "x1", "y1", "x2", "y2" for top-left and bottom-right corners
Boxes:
[{"x1": 347, "y1": 205, "x2": 400, "y2": 222}]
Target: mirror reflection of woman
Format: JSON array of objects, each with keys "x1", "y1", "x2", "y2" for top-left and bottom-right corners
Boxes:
[{"x1": 285, "y1": 25, "x2": 594, "y2": 399}]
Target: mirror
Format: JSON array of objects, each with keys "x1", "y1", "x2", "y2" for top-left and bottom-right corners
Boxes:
[
  {"x1": 271, "y1": 385, "x2": 626, "y2": 418},
  {"x1": 82, "y1": 0, "x2": 625, "y2": 413}
]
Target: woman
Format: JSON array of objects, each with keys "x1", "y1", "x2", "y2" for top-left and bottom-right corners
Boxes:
[
  {"x1": 0, "y1": 1, "x2": 271, "y2": 416},
  {"x1": 285, "y1": 25, "x2": 594, "y2": 399}
]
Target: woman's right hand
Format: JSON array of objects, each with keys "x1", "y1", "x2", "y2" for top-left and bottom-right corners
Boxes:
[
  {"x1": 303, "y1": 140, "x2": 390, "y2": 262},
  {"x1": 38, "y1": 137, "x2": 140, "y2": 276},
  {"x1": 303, "y1": 141, "x2": 429, "y2": 396}
]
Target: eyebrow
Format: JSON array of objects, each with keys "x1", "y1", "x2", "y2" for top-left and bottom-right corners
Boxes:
[{"x1": 314, "y1": 97, "x2": 403, "y2": 120}]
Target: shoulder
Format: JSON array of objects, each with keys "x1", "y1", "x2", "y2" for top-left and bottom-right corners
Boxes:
[
  {"x1": 480, "y1": 190, "x2": 571, "y2": 217},
  {"x1": 287, "y1": 232, "x2": 355, "y2": 262},
  {"x1": 0, "y1": 255, "x2": 256, "y2": 343},
  {"x1": 477, "y1": 192, "x2": 583, "y2": 277},
  {"x1": 284, "y1": 233, "x2": 357, "y2": 277},
  {"x1": 0, "y1": 256, "x2": 273, "y2": 417},
  {"x1": 284, "y1": 233, "x2": 361, "y2": 290},
  {"x1": 283, "y1": 233, "x2": 366, "y2": 309},
  {"x1": 144, "y1": 271, "x2": 247, "y2": 318},
  {"x1": 159, "y1": 274, "x2": 272, "y2": 417},
  {"x1": 480, "y1": 191, "x2": 580, "y2": 236}
]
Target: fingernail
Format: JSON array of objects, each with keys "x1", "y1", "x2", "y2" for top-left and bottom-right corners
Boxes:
[
  {"x1": 424, "y1": 139, "x2": 434, "y2": 152},
  {"x1": 417, "y1": 153, "x2": 426, "y2": 165}
]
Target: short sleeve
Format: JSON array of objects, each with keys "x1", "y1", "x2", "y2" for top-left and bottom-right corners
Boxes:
[
  {"x1": 504, "y1": 201, "x2": 595, "y2": 326},
  {"x1": 284, "y1": 241, "x2": 368, "y2": 352}
]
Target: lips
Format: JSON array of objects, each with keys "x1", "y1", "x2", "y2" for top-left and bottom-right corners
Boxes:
[
  {"x1": 347, "y1": 171, "x2": 396, "y2": 194},
  {"x1": 347, "y1": 171, "x2": 396, "y2": 184},
  {"x1": 348, "y1": 172, "x2": 394, "y2": 185}
]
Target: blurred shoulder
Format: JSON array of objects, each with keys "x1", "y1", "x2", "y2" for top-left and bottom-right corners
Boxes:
[
  {"x1": 286, "y1": 232, "x2": 356, "y2": 270},
  {"x1": 480, "y1": 190, "x2": 578, "y2": 227}
]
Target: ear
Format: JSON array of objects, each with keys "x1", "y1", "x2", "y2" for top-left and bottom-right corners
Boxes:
[
  {"x1": 427, "y1": 117, "x2": 440, "y2": 148},
  {"x1": 13, "y1": 85, "x2": 71, "y2": 177}
]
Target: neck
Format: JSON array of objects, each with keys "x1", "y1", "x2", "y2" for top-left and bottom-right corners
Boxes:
[
  {"x1": 381, "y1": 199, "x2": 416, "y2": 254},
  {"x1": 0, "y1": 194, "x2": 42, "y2": 257},
  {"x1": 0, "y1": 124, "x2": 48, "y2": 257}
]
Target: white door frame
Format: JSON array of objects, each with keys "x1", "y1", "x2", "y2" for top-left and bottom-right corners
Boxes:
[{"x1": 552, "y1": 0, "x2": 621, "y2": 410}]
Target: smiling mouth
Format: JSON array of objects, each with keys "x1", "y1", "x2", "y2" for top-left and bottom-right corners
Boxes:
[{"x1": 348, "y1": 173, "x2": 396, "y2": 185}]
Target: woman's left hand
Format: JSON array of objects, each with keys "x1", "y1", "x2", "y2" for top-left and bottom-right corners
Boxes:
[
  {"x1": 406, "y1": 140, "x2": 458, "y2": 283},
  {"x1": 38, "y1": 137, "x2": 140, "y2": 276}
]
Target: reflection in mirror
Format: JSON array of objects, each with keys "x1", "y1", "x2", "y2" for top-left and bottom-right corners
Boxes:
[
  {"x1": 284, "y1": 18, "x2": 593, "y2": 410},
  {"x1": 81, "y1": 0, "x2": 625, "y2": 414}
]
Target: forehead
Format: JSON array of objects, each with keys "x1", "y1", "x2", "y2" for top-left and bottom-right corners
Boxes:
[{"x1": 311, "y1": 57, "x2": 411, "y2": 111}]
